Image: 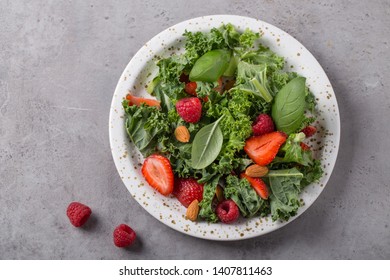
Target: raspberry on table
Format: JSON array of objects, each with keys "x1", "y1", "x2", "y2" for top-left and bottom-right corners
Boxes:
[
  {"x1": 176, "y1": 97, "x2": 202, "y2": 123},
  {"x1": 216, "y1": 199, "x2": 240, "y2": 224},
  {"x1": 113, "y1": 224, "x2": 137, "y2": 248},
  {"x1": 66, "y1": 202, "x2": 92, "y2": 227},
  {"x1": 252, "y1": 114, "x2": 275, "y2": 136}
]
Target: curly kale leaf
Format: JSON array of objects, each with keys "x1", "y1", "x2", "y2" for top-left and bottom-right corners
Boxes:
[
  {"x1": 225, "y1": 175, "x2": 270, "y2": 217},
  {"x1": 123, "y1": 101, "x2": 170, "y2": 156}
]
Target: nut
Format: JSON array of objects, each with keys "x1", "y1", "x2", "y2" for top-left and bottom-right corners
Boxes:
[
  {"x1": 245, "y1": 164, "x2": 269, "y2": 177},
  {"x1": 174, "y1": 126, "x2": 190, "y2": 143},
  {"x1": 186, "y1": 199, "x2": 199, "y2": 221},
  {"x1": 215, "y1": 185, "x2": 224, "y2": 202}
]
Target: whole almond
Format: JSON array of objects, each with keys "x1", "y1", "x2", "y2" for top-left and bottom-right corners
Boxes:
[
  {"x1": 174, "y1": 126, "x2": 190, "y2": 143},
  {"x1": 245, "y1": 164, "x2": 269, "y2": 177},
  {"x1": 186, "y1": 199, "x2": 199, "y2": 221},
  {"x1": 215, "y1": 185, "x2": 224, "y2": 202}
]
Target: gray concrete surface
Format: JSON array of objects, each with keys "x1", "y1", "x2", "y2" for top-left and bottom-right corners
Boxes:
[{"x1": 1, "y1": 0, "x2": 389, "y2": 259}]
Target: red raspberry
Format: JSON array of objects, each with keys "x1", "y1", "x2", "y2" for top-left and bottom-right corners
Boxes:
[
  {"x1": 301, "y1": 126, "x2": 317, "y2": 138},
  {"x1": 176, "y1": 97, "x2": 202, "y2": 123},
  {"x1": 216, "y1": 200, "x2": 240, "y2": 224},
  {"x1": 113, "y1": 224, "x2": 137, "y2": 247},
  {"x1": 252, "y1": 114, "x2": 275, "y2": 136},
  {"x1": 173, "y1": 178, "x2": 204, "y2": 208},
  {"x1": 66, "y1": 202, "x2": 92, "y2": 227}
]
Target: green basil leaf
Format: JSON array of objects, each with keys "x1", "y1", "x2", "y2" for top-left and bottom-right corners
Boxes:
[
  {"x1": 271, "y1": 77, "x2": 306, "y2": 134},
  {"x1": 189, "y1": 49, "x2": 231, "y2": 82},
  {"x1": 191, "y1": 116, "x2": 224, "y2": 169}
]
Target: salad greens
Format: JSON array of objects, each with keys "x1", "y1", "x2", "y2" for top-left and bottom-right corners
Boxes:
[{"x1": 123, "y1": 24, "x2": 323, "y2": 223}]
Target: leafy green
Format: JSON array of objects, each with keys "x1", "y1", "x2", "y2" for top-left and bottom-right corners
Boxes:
[
  {"x1": 183, "y1": 28, "x2": 226, "y2": 67},
  {"x1": 274, "y1": 133, "x2": 313, "y2": 166},
  {"x1": 233, "y1": 61, "x2": 273, "y2": 102},
  {"x1": 300, "y1": 159, "x2": 324, "y2": 187},
  {"x1": 272, "y1": 77, "x2": 306, "y2": 134},
  {"x1": 240, "y1": 45, "x2": 284, "y2": 70},
  {"x1": 266, "y1": 168, "x2": 303, "y2": 221},
  {"x1": 191, "y1": 116, "x2": 224, "y2": 169},
  {"x1": 225, "y1": 175, "x2": 270, "y2": 217},
  {"x1": 199, "y1": 175, "x2": 220, "y2": 222},
  {"x1": 123, "y1": 102, "x2": 170, "y2": 156},
  {"x1": 189, "y1": 49, "x2": 231, "y2": 82}
]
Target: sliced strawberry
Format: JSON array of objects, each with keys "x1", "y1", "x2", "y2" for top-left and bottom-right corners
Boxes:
[
  {"x1": 173, "y1": 178, "x2": 204, "y2": 208},
  {"x1": 301, "y1": 126, "x2": 317, "y2": 138},
  {"x1": 126, "y1": 94, "x2": 160, "y2": 108},
  {"x1": 185, "y1": 82, "x2": 197, "y2": 96},
  {"x1": 300, "y1": 142, "x2": 311, "y2": 151},
  {"x1": 141, "y1": 154, "x2": 174, "y2": 196},
  {"x1": 244, "y1": 131, "x2": 287, "y2": 166},
  {"x1": 241, "y1": 173, "x2": 269, "y2": 200}
]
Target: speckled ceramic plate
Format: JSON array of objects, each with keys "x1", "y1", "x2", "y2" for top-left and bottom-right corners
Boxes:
[{"x1": 109, "y1": 15, "x2": 340, "y2": 240}]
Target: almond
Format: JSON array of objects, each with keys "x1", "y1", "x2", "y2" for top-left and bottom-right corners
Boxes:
[
  {"x1": 245, "y1": 164, "x2": 269, "y2": 177},
  {"x1": 186, "y1": 199, "x2": 199, "y2": 221},
  {"x1": 215, "y1": 185, "x2": 224, "y2": 202},
  {"x1": 174, "y1": 126, "x2": 190, "y2": 143}
]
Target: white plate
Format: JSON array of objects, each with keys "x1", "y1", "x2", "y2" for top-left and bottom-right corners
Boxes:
[{"x1": 109, "y1": 15, "x2": 340, "y2": 240}]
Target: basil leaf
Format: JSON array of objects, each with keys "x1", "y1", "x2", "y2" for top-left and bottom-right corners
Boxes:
[
  {"x1": 191, "y1": 116, "x2": 224, "y2": 169},
  {"x1": 189, "y1": 49, "x2": 231, "y2": 82},
  {"x1": 271, "y1": 77, "x2": 306, "y2": 134}
]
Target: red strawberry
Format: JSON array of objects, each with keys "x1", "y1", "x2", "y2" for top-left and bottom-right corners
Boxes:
[
  {"x1": 301, "y1": 126, "x2": 317, "y2": 138},
  {"x1": 300, "y1": 142, "x2": 311, "y2": 151},
  {"x1": 252, "y1": 114, "x2": 275, "y2": 136},
  {"x1": 113, "y1": 224, "x2": 136, "y2": 248},
  {"x1": 244, "y1": 131, "x2": 287, "y2": 166},
  {"x1": 216, "y1": 200, "x2": 240, "y2": 224},
  {"x1": 126, "y1": 93, "x2": 160, "y2": 108},
  {"x1": 241, "y1": 173, "x2": 269, "y2": 200},
  {"x1": 173, "y1": 178, "x2": 204, "y2": 208},
  {"x1": 176, "y1": 97, "x2": 202, "y2": 123},
  {"x1": 185, "y1": 81, "x2": 197, "y2": 96},
  {"x1": 141, "y1": 154, "x2": 174, "y2": 196}
]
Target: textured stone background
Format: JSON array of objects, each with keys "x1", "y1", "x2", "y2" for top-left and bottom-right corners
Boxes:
[{"x1": 0, "y1": 0, "x2": 389, "y2": 259}]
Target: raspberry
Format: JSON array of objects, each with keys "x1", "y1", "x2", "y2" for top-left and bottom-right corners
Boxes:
[
  {"x1": 216, "y1": 200, "x2": 240, "y2": 224},
  {"x1": 252, "y1": 114, "x2": 275, "y2": 136},
  {"x1": 173, "y1": 178, "x2": 204, "y2": 208},
  {"x1": 301, "y1": 126, "x2": 317, "y2": 138},
  {"x1": 176, "y1": 97, "x2": 202, "y2": 123},
  {"x1": 66, "y1": 202, "x2": 92, "y2": 227},
  {"x1": 113, "y1": 224, "x2": 137, "y2": 248}
]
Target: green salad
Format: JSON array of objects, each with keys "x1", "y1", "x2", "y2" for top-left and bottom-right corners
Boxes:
[{"x1": 122, "y1": 24, "x2": 323, "y2": 223}]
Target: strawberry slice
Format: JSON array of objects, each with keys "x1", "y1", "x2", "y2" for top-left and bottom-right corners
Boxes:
[
  {"x1": 126, "y1": 94, "x2": 160, "y2": 108},
  {"x1": 244, "y1": 131, "x2": 287, "y2": 166},
  {"x1": 241, "y1": 173, "x2": 269, "y2": 200},
  {"x1": 141, "y1": 154, "x2": 174, "y2": 196}
]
